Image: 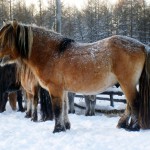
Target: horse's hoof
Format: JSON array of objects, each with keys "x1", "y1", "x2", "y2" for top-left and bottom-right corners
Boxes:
[
  {"x1": 0, "y1": 110, "x2": 5, "y2": 113},
  {"x1": 53, "y1": 125, "x2": 66, "y2": 133},
  {"x1": 25, "y1": 113, "x2": 31, "y2": 118},
  {"x1": 45, "y1": 115, "x2": 54, "y2": 121},
  {"x1": 85, "y1": 112, "x2": 90, "y2": 116},
  {"x1": 117, "y1": 122, "x2": 128, "y2": 129},
  {"x1": 65, "y1": 122, "x2": 71, "y2": 130},
  {"x1": 17, "y1": 108, "x2": 25, "y2": 112},
  {"x1": 90, "y1": 112, "x2": 95, "y2": 116},
  {"x1": 68, "y1": 110, "x2": 75, "y2": 114},
  {"x1": 31, "y1": 117, "x2": 38, "y2": 122},
  {"x1": 40, "y1": 115, "x2": 53, "y2": 121},
  {"x1": 125, "y1": 125, "x2": 140, "y2": 131},
  {"x1": 126, "y1": 123, "x2": 140, "y2": 132}
]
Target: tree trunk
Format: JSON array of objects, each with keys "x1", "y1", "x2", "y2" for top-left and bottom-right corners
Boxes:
[{"x1": 55, "y1": 0, "x2": 61, "y2": 33}]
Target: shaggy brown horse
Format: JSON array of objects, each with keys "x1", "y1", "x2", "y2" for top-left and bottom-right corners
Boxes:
[{"x1": 0, "y1": 20, "x2": 150, "y2": 133}]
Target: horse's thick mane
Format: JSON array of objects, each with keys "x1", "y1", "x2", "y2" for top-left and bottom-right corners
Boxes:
[
  {"x1": 1, "y1": 22, "x2": 74, "y2": 57},
  {"x1": 59, "y1": 38, "x2": 74, "y2": 53},
  {"x1": 16, "y1": 25, "x2": 33, "y2": 59},
  {"x1": 1, "y1": 22, "x2": 33, "y2": 59}
]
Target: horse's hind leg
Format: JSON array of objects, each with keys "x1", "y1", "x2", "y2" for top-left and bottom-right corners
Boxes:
[
  {"x1": 68, "y1": 92, "x2": 75, "y2": 114},
  {"x1": 63, "y1": 92, "x2": 71, "y2": 130},
  {"x1": 117, "y1": 103, "x2": 131, "y2": 129},
  {"x1": 91, "y1": 97, "x2": 96, "y2": 116},
  {"x1": 117, "y1": 84, "x2": 140, "y2": 131},
  {"x1": 85, "y1": 96, "x2": 91, "y2": 116},
  {"x1": 17, "y1": 90, "x2": 24, "y2": 112}
]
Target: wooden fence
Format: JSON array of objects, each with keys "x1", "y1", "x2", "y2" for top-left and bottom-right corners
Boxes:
[{"x1": 75, "y1": 90, "x2": 126, "y2": 107}]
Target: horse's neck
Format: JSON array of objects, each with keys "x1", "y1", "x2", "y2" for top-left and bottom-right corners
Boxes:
[{"x1": 33, "y1": 28, "x2": 62, "y2": 44}]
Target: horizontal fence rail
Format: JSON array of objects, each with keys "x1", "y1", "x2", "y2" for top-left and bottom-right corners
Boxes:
[{"x1": 75, "y1": 90, "x2": 126, "y2": 107}]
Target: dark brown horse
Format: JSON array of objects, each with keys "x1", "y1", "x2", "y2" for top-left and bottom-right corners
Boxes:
[
  {"x1": 0, "y1": 20, "x2": 150, "y2": 133},
  {"x1": 0, "y1": 64, "x2": 24, "y2": 112}
]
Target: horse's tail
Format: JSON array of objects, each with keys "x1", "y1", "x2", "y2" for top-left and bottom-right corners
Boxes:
[{"x1": 139, "y1": 45, "x2": 150, "y2": 129}]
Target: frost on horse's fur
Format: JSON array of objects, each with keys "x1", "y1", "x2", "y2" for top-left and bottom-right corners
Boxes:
[
  {"x1": 110, "y1": 35, "x2": 145, "y2": 52},
  {"x1": 0, "y1": 20, "x2": 150, "y2": 133}
]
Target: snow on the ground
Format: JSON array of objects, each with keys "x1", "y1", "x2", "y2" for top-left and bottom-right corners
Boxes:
[{"x1": 0, "y1": 99, "x2": 150, "y2": 150}]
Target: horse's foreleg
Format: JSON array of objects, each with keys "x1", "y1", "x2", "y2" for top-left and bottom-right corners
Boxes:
[
  {"x1": 0, "y1": 92, "x2": 8, "y2": 112},
  {"x1": 25, "y1": 93, "x2": 32, "y2": 118},
  {"x1": 63, "y1": 92, "x2": 71, "y2": 130},
  {"x1": 52, "y1": 95, "x2": 66, "y2": 133},
  {"x1": 31, "y1": 93, "x2": 38, "y2": 122}
]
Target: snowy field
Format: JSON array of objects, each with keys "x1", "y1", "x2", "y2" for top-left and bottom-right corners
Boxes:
[{"x1": 0, "y1": 98, "x2": 150, "y2": 150}]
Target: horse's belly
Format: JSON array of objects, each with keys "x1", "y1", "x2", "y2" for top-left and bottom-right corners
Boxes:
[{"x1": 66, "y1": 72, "x2": 117, "y2": 95}]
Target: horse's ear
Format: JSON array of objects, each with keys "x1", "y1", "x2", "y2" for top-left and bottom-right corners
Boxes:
[
  {"x1": 12, "y1": 19, "x2": 18, "y2": 29},
  {"x1": 3, "y1": 20, "x2": 7, "y2": 26}
]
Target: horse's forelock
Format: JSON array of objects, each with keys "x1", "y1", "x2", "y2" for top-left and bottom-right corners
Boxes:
[
  {"x1": 0, "y1": 24, "x2": 14, "y2": 47},
  {"x1": 0, "y1": 23, "x2": 33, "y2": 59}
]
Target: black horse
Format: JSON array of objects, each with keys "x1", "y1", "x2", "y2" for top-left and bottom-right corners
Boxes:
[{"x1": 0, "y1": 64, "x2": 24, "y2": 112}]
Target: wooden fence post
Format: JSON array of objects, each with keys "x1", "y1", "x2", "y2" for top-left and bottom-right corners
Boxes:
[{"x1": 110, "y1": 94, "x2": 114, "y2": 107}]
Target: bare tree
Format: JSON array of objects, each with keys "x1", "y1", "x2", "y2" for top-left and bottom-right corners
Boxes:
[
  {"x1": 55, "y1": 0, "x2": 61, "y2": 33},
  {"x1": 8, "y1": 0, "x2": 13, "y2": 20}
]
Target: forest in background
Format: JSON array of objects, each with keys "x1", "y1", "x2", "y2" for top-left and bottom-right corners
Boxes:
[{"x1": 0, "y1": 0, "x2": 150, "y2": 44}]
